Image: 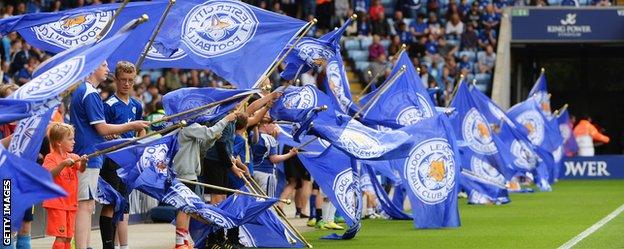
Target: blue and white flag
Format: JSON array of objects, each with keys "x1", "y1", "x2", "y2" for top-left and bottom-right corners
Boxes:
[
  {"x1": 162, "y1": 87, "x2": 259, "y2": 123},
  {"x1": 297, "y1": 147, "x2": 362, "y2": 238},
  {"x1": 276, "y1": 124, "x2": 326, "y2": 153},
  {"x1": 391, "y1": 114, "x2": 461, "y2": 228},
  {"x1": 103, "y1": 131, "x2": 179, "y2": 194},
  {"x1": 0, "y1": 2, "x2": 168, "y2": 66},
  {"x1": 359, "y1": 51, "x2": 435, "y2": 129},
  {"x1": 322, "y1": 52, "x2": 358, "y2": 115},
  {"x1": 448, "y1": 82, "x2": 512, "y2": 203},
  {"x1": 7, "y1": 108, "x2": 54, "y2": 161},
  {"x1": 280, "y1": 18, "x2": 352, "y2": 80},
  {"x1": 0, "y1": 146, "x2": 66, "y2": 231},
  {"x1": 144, "y1": 0, "x2": 307, "y2": 89},
  {"x1": 96, "y1": 177, "x2": 127, "y2": 222},
  {"x1": 0, "y1": 21, "x2": 138, "y2": 124},
  {"x1": 363, "y1": 163, "x2": 411, "y2": 220},
  {"x1": 270, "y1": 84, "x2": 337, "y2": 124},
  {"x1": 557, "y1": 107, "x2": 578, "y2": 157},
  {"x1": 527, "y1": 73, "x2": 552, "y2": 118},
  {"x1": 469, "y1": 87, "x2": 539, "y2": 176}
]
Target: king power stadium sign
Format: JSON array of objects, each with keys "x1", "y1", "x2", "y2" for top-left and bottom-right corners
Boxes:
[
  {"x1": 511, "y1": 7, "x2": 624, "y2": 42},
  {"x1": 559, "y1": 156, "x2": 624, "y2": 179}
]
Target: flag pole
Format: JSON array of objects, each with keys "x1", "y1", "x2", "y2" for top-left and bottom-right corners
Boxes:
[
  {"x1": 135, "y1": 0, "x2": 176, "y2": 70},
  {"x1": 353, "y1": 65, "x2": 407, "y2": 118},
  {"x1": 296, "y1": 137, "x2": 319, "y2": 150},
  {"x1": 96, "y1": 0, "x2": 130, "y2": 41},
  {"x1": 356, "y1": 44, "x2": 407, "y2": 102},
  {"x1": 84, "y1": 121, "x2": 187, "y2": 159},
  {"x1": 177, "y1": 178, "x2": 291, "y2": 204},
  {"x1": 445, "y1": 74, "x2": 465, "y2": 108},
  {"x1": 242, "y1": 175, "x2": 313, "y2": 248},
  {"x1": 554, "y1": 103, "x2": 568, "y2": 117},
  {"x1": 253, "y1": 18, "x2": 318, "y2": 90}
]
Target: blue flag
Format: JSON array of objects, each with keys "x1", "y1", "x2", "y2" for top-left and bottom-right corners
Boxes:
[
  {"x1": 0, "y1": 147, "x2": 66, "y2": 231},
  {"x1": 297, "y1": 147, "x2": 362, "y2": 238},
  {"x1": 276, "y1": 124, "x2": 326, "y2": 153},
  {"x1": 363, "y1": 163, "x2": 411, "y2": 220},
  {"x1": 322, "y1": 52, "x2": 358, "y2": 115},
  {"x1": 0, "y1": 21, "x2": 138, "y2": 124},
  {"x1": 7, "y1": 108, "x2": 54, "y2": 161},
  {"x1": 103, "y1": 132, "x2": 179, "y2": 194},
  {"x1": 527, "y1": 73, "x2": 552, "y2": 118},
  {"x1": 96, "y1": 177, "x2": 127, "y2": 222},
  {"x1": 359, "y1": 51, "x2": 435, "y2": 129},
  {"x1": 390, "y1": 114, "x2": 461, "y2": 228},
  {"x1": 557, "y1": 108, "x2": 578, "y2": 157},
  {"x1": 270, "y1": 84, "x2": 337, "y2": 124},
  {"x1": 144, "y1": 0, "x2": 307, "y2": 89},
  {"x1": 0, "y1": 2, "x2": 168, "y2": 66},
  {"x1": 162, "y1": 87, "x2": 259, "y2": 123},
  {"x1": 448, "y1": 82, "x2": 512, "y2": 203},
  {"x1": 189, "y1": 186, "x2": 296, "y2": 248},
  {"x1": 280, "y1": 18, "x2": 352, "y2": 81}
]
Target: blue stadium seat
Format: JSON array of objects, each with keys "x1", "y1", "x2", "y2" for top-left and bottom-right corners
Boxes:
[
  {"x1": 475, "y1": 73, "x2": 491, "y2": 91},
  {"x1": 355, "y1": 61, "x2": 370, "y2": 72},
  {"x1": 360, "y1": 36, "x2": 373, "y2": 49},
  {"x1": 380, "y1": 39, "x2": 391, "y2": 49},
  {"x1": 344, "y1": 39, "x2": 360, "y2": 50},
  {"x1": 349, "y1": 50, "x2": 369, "y2": 61},
  {"x1": 403, "y1": 18, "x2": 414, "y2": 26},
  {"x1": 547, "y1": 0, "x2": 562, "y2": 5},
  {"x1": 476, "y1": 51, "x2": 486, "y2": 62}
]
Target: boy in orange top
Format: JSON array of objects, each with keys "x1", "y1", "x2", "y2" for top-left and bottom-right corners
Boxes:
[{"x1": 42, "y1": 123, "x2": 87, "y2": 249}]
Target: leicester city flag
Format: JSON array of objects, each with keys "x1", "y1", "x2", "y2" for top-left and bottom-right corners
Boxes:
[
  {"x1": 448, "y1": 82, "x2": 512, "y2": 203},
  {"x1": 7, "y1": 108, "x2": 54, "y2": 162},
  {"x1": 0, "y1": 20, "x2": 138, "y2": 124},
  {"x1": 0, "y1": 146, "x2": 66, "y2": 231},
  {"x1": 363, "y1": 163, "x2": 411, "y2": 220},
  {"x1": 144, "y1": 0, "x2": 307, "y2": 89},
  {"x1": 321, "y1": 52, "x2": 358, "y2": 115},
  {"x1": 358, "y1": 51, "x2": 435, "y2": 129},
  {"x1": 280, "y1": 18, "x2": 352, "y2": 81},
  {"x1": 269, "y1": 84, "x2": 337, "y2": 124},
  {"x1": 96, "y1": 177, "x2": 127, "y2": 222},
  {"x1": 297, "y1": 147, "x2": 362, "y2": 238},
  {"x1": 391, "y1": 114, "x2": 461, "y2": 228},
  {"x1": 557, "y1": 107, "x2": 578, "y2": 157},
  {"x1": 470, "y1": 86, "x2": 539, "y2": 176},
  {"x1": 0, "y1": 1, "x2": 168, "y2": 65},
  {"x1": 527, "y1": 72, "x2": 552, "y2": 118},
  {"x1": 162, "y1": 87, "x2": 259, "y2": 123}
]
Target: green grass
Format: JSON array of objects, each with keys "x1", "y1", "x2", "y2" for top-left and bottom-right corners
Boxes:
[{"x1": 303, "y1": 180, "x2": 624, "y2": 249}]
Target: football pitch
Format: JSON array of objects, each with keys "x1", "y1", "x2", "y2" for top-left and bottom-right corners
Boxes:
[{"x1": 304, "y1": 180, "x2": 624, "y2": 249}]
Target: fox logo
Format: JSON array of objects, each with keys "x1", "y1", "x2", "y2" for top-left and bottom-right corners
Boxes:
[
  {"x1": 429, "y1": 160, "x2": 446, "y2": 182},
  {"x1": 477, "y1": 123, "x2": 490, "y2": 138},
  {"x1": 62, "y1": 15, "x2": 87, "y2": 29}
]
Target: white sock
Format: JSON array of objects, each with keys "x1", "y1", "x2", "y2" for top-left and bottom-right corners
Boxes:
[
  {"x1": 120, "y1": 246, "x2": 129, "y2": 249},
  {"x1": 115, "y1": 246, "x2": 120, "y2": 249},
  {"x1": 367, "y1": 208, "x2": 374, "y2": 215}
]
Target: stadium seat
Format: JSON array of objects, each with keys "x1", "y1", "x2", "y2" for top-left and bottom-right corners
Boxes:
[
  {"x1": 403, "y1": 18, "x2": 414, "y2": 26},
  {"x1": 344, "y1": 39, "x2": 360, "y2": 50},
  {"x1": 459, "y1": 50, "x2": 477, "y2": 62},
  {"x1": 360, "y1": 36, "x2": 373, "y2": 49},
  {"x1": 349, "y1": 50, "x2": 369, "y2": 62},
  {"x1": 380, "y1": 39, "x2": 391, "y2": 49},
  {"x1": 474, "y1": 73, "x2": 491, "y2": 92},
  {"x1": 355, "y1": 61, "x2": 370, "y2": 72},
  {"x1": 547, "y1": 0, "x2": 562, "y2": 5},
  {"x1": 477, "y1": 51, "x2": 486, "y2": 62}
]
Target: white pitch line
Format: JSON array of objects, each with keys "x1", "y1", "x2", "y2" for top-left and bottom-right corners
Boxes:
[{"x1": 558, "y1": 203, "x2": 624, "y2": 249}]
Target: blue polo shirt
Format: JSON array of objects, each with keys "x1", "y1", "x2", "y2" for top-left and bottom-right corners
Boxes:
[
  {"x1": 252, "y1": 133, "x2": 278, "y2": 174},
  {"x1": 70, "y1": 81, "x2": 106, "y2": 168},
  {"x1": 103, "y1": 94, "x2": 143, "y2": 138}
]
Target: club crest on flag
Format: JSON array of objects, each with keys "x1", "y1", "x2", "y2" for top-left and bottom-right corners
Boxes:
[
  {"x1": 181, "y1": 0, "x2": 259, "y2": 58},
  {"x1": 333, "y1": 168, "x2": 357, "y2": 222},
  {"x1": 462, "y1": 108, "x2": 497, "y2": 155},
  {"x1": 326, "y1": 61, "x2": 351, "y2": 111},
  {"x1": 559, "y1": 123, "x2": 571, "y2": 141},
  {"x1": 32, "y1": 11, "x2": 113, "y2": 49},
  {"x1": 511, "y1": 140, "x2": 537, "y2": 170},
  {"x1": 487, "y1": 102, "x2": 514, "y2": 128},
  {"x1": 8, "y1": 114, "x2": 48, "y2": 156},
  {"x1": 404, "y1": 138, "x2": 456, "y2": 205},
  {"x1": 338, "y1": 126, "x2": 384, "y2": 158},
  {"x1": 282, "y1": 87, "x2": 317, "y2": 109},
  {"x1": 515, "y1": 110, "x2": 545, "y2": 145},
  {"x1": 396, "y1": 95, "x2": 434, "y2": 126},
  {"x1": 553, "y1": 146, "x2": 563, "y2": 162},
  {"x1": 180, "y1": 93, "x2": 220, "y2": 117},
  {"x1": 296, "y1": 40, "x2": 335, "y2": 63},
  {"x1": 139, "y1": 144, "x2": 171, "y2": 173},
  {"x1": 470, "y1": 156, "x2": 505, "y2": 186},
  {"x1": 12, "y1": 56, "x2": 85, "y2": 101}
]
